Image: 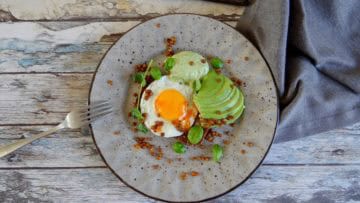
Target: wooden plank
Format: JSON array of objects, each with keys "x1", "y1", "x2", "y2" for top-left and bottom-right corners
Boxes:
[
  {"x1": 264, "y1": 122, "x2": 360, "y2": 165},
  {"x1": 0, "y1": 21, "x2": 237, "y2": 73},
  {"x1": 0, "y1": 0, "x2": 244, "y2": 21},
  {"x1": 0, "y1": 126, "x2": 105, "y2": 168},
  {"x1": 0, "y1": 166, "x2": 358, "y2": 202},
  {"x1": 0, "y1": 74, "x2": 91, "y2": 124},
  {"x1": 0, "y1": 123, "x2": 359, "y2": 168}
]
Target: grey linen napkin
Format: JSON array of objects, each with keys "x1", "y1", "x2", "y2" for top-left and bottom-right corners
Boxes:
[{"x1": 236, "y1": 0, "x2": 360, "y2": 142}]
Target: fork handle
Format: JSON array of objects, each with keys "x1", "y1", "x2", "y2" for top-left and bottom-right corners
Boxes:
[{"x1": 0, "y1": 123, "x2": 65, "y2": 158}]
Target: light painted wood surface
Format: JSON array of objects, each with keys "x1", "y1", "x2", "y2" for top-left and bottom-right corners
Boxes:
[
  {"x1": 0, "y1": 0, "x2": 244, "y2": 21},
  {"x1": 0, "y1": 1, "x2": 359, "y2": 202},
  {"x1": 0, "y1": 166, "x2": 359, "y2": 203},
  {"x1": 0, "y1": 124, "x2": 359, "y2": 168},
  {"x1": 0, "y1": 21, "x2": 237, "y2": 73}
]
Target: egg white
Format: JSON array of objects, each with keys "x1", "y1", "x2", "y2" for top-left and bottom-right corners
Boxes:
[{"x1": 140, "y1": 76, "x2": 196, "y2": 137}]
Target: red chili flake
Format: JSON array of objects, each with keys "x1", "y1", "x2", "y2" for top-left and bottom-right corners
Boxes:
[
  {"x1": 244, "y1": 56, "x2": 249, "y2": 61},
  {"x1": 191, "y1": 171, "x2": 200, "y2": 176},
  {"x1": 128, "y1": 112, "x2": 132, "y2": 117},
  {"x1": 135, "y1": 63, "x2": 147, "y2": 72},
  {"x1": 142, "y1": 113, "x2": 147, "y2": 119},
  {"x1": 240, "y1": 149, "x2": 246, "y2": 154},
  {"x1": 132, "y1": 122, "x2": 137, "y2": 126},
  {"x1": 145, "y1": 75, "x2": 153, "y2": 84},
  {"x1": 226, "y1": 59, "x2": 232, "y2": 64},
  {"x1": 223, "y1": 140, "x2": 231, "y2": 145},
  {"x1": 160, "y1": 132, "x2": 165, "y2": 137},
  {"x1": 190, "y1": 156, "x2": 211, "y2": 161},
  {"x1": 189, "y1": 61, "x2": 194, "y2": 66},
  {"x1": 113, "y1": 131, "x2": 120, "y2": 136},
  {"x1": 133, "y1": 137, "x2": 163, "y2": 160},
  {"x1": 151, "y1": 121, "x2": 164, "y2": 132},
  {"x1": 179, "y1": 172, "x2": 188, "y2": 180},
  {"x1": 215, "y1": 110, "x2": 221, "y2": 115},
  {"x1": 230, "y1": 77, "x2": 244, "y2": 86},
  {"x1": 152, "y1": 164, "x2": 161, "y2": 169},
  {"x1": 107, "y1": 80, "x2": 113, "y2": 86},
  {"x1": 144, "y1": 89, "x2": 153, "y2": 100},
  {"x1": 215, "y1": 69, "x2": 221, "y2": 74},
  {"x1": 246, "y1": 142, "x2": 254, "y2": 147},
  {"x1": 155, "y1": 23, "x2": 161, "y2": 28},
  {"x1": 164, "y1": 48, "x2": 174, "y2": 57},
  {"x1": 166, "y1": 36, "x2": 177, "y2": 46},
  {"x1": 164, "y1": 36, "x2": 177, "y2": 56},
  {"x1": 133, "y1": 93, "x2": 138, "y2": 97},
  {"x1": 201, "y1": 59, "x2": 206, "y2": 63},
  {"x1": 176, "y1": 133, "x2": 189, "y2": 144},
  {"x1": 216, "y1": 78, "x2": 221, "y2": 83},
  {"x1": 226, "y1": 115, "x2": 234, "y2": 120},
  {"x1": 230, "y1": 123, "x2": 235, "y2": 127}
]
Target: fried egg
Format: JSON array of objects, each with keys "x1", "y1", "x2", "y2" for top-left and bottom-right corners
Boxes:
[{"x1": 140, "y1": 76, "x2": 198, "y2": 137}]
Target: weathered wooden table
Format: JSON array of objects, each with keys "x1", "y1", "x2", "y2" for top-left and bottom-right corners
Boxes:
[{"x1": 0, "y1": 1, "x2": 359, "y2": 202}]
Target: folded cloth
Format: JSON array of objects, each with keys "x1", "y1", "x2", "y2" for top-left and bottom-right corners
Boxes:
[{"x1": 236, "y1": 0, "x2": 360, "y2": 142}]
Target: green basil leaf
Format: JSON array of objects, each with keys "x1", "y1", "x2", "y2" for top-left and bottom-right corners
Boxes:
[
  {"x1": 172, "y1": 141, "x2": 186, "y2": 154},
  {"x1": 187, "y1": 125, "x2": 204, "y2": 144},
  {"x1": 150, "y1": 66, "x2": 162, "y2": 80},
  {"x1": 133, "y1": 72, "x2": 145, "y2": 84},
  {"x1": 210, "y1": 57, "x2": 224, "y2": 69},
  {"x1": 212, "y1": 144, "x2": 223, "y2": 162},
  {"x1": 164, "y1": 57, "x2": 176, "y2": 71},
  {"x1": 137, "y1": 123, "x2": 148, "y2": 133},
  {"x1": 130, "y1": 108, "x2": 143, "y2": 120}
]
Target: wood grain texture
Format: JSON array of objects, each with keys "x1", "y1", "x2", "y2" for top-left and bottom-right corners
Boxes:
[
  {"x1": 0, "y1": 123, "x2": 359, "y2": 168},
  {"x1": 0, "y1": 126, "x2": 105, "y2": 168},
  {"x1": 0, "y1": 74, "x2": 92, "y2": 124},
  {"x1": 0, "y1": 2, "x2": 358, "y2": 201},
  {"x1": 264, "y1": 122, "x2": 360, "y2": 165},
  {"x1": 0, "y1": 0, "x2": 244, "y2": 21},
  {"x1": 0, "y1": 21, "x2": 237, "y2": 73},
  {"x1": 0, "y1": 166, "x2": 359, "y2": 203}
]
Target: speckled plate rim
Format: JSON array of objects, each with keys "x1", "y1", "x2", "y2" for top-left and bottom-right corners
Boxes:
[{"x1": 88, "y1": 13, "x2": 279, "y2": 203}]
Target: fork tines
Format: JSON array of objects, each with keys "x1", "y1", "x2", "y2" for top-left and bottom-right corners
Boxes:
[{"x1": 81, "y1": 100, "x2": 113, "y2": 122}]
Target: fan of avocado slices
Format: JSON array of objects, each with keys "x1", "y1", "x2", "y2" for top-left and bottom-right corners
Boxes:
[
  {"x1": 166, "y1": 51, "x2": 245, "y2": 128},
  {"x1": 193, "y1": 70, "x2": 245, "y2": 127}
]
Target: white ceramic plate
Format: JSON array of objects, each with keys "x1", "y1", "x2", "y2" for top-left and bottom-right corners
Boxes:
[{"x1": 89, "y1": 14, "x2": 278, "y2": 202}]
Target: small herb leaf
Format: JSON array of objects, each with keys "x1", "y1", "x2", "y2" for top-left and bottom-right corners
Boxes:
[
  {"x1": 210, "y1": 57, "x2": 224, "y2": 69},
  {"x1": 150, "y1": 66, "x2": 162, "y2": 80},
  {"x1": 131, "y1": 108, "x2": 143, "y2": 120},
  {"x1": 172, "y1": 142, "x2": 186, "y2": 154},
  {"x1": 212, "y1": 144, "x2": 223, "y2": 162},
  {"x1": 133, "y1": 72, "x2": 145, "y2": 84},
  {"x1": 187, "y1": 125, "x2": 204, "y2": 144},
  {"x1": 164, "y1": 57, "x2": 176, "y2": 71},
  {"x1": 137, "y1": 123, "x2": 148, "y2": 133}
]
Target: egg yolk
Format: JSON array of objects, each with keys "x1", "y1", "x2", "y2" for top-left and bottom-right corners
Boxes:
[{"x1": 155, "y1": 89, "x2": 187, "y2": 121}]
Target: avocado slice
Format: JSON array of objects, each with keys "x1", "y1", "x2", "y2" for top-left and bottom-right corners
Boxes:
[
  {"x1": 200, "y1": 88, "x2": 244, "y2": 119},
  {"x1": 225, "y1": 104, "x2": 245, "y2": 124},
  {"x1": 196, "y1": 71, "x2": 225, "y2": 97},
  {"x1": 196, "y1": 86, "x2": 239, "y2": 112},
  {"x1": 193, "y1": 70, "x2": 245, "y2": 125}
]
